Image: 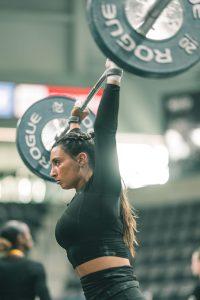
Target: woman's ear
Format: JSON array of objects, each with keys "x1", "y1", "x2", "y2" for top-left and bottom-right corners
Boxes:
[{"x1": 77, "y1": 152, "x2": 88, "y2": 167}]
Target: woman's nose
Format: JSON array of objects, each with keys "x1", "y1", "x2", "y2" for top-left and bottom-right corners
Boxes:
[{"x1": 50, "y1": 167, "x2": 56, "y2": 178}]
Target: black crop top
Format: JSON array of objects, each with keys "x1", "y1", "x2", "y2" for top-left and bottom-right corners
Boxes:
[{"x1": 55, "y1": 84, "x2": 130, "y2": 268}]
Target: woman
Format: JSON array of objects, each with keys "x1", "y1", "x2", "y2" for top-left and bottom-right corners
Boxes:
[
  {"x1": 0, "y1": 220, "x2": 52, "y2": 300},
  {"x1": 50, "y1": 60, "x2": 145, "y2": 299}
]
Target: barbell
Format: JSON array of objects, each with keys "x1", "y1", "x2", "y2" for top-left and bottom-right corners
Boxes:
[
  {"x1": 16, "y1": 0, "x2": 200, "y2": 181},
  {"x1": 87, "y1": 0, "x2": 200, "y2": 78}
]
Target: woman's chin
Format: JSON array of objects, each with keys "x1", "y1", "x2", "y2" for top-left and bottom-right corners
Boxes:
[{"x1": 60, "y1": 183, "x2": 71, "y2": 190}]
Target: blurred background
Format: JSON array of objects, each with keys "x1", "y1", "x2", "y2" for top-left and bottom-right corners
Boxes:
[{"x1": 0, "y1": 0, "x2": 200, "y2": 299}]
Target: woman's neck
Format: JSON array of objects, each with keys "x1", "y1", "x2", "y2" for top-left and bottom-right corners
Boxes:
[{"x1": 76, "y1": 168, "x2": 93, "y2": 192}]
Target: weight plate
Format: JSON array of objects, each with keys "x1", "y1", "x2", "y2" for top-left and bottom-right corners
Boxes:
[
  {"x1": 16, "y1": 96, "x2": 95, "y2": 182},
  {"x1": 87, "y1": 0, "x2": 200, "y2": 78}
]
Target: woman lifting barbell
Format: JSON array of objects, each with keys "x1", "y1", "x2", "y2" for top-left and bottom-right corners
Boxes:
[{"x1": 50, "y1": 59, "x2": 145, "y2": 300}]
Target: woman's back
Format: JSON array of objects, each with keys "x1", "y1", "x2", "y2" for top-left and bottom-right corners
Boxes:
[
  {"x1": 0, "y1": 255, "x2": 50, "y2": 300},
  {"x1": 0, "y1": 220, "x2": 51, "y2": 300}
]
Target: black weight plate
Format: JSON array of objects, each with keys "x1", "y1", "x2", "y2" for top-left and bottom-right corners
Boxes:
[
  {"x1": 16, "y1": 96, "x2": 95, "y2": 182},
  {"x1": 87, "y1": 0, "x2": 200, "y2": 78}
]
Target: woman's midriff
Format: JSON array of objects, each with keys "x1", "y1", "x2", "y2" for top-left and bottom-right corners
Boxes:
[{"x1": 75, "y1": 256, "x2": 130, "y2": 277}]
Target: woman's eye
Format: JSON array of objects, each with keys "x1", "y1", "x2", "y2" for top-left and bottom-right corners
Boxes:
[{"x1": 54, "y1": 160, "x2": 60, "y2": 166}]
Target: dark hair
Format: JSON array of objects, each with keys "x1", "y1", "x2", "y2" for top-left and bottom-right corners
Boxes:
[
  {"x1": 0, "y1": 220, "x2": 27, "y2": 252},
  {"x1": 53, "y1": 128, "x2": 95, "y2": 169},
  {"x1": 53, "y1": 129, "x2": 137, "y2": 256}
]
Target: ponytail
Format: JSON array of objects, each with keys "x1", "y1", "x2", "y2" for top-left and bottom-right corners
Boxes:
[{"x1": 120, "y1": 187, "x2": 138, "y2": 257}]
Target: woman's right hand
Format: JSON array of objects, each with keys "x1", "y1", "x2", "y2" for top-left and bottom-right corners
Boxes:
[
  {"x1": 105, "y1": 58, "x2": 119, "y2": 70},
  {"x1": 68, "y1": 100, "x2": 90, "y2": 131},
  {"x1": 70, "y1": 105, "x2": 89, "y2": 121},
  {"x1": 73, "y1": 99, "x2": 90, "y2": 119}
]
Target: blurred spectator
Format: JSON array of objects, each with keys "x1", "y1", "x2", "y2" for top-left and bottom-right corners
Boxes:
[
  {"x1": 188, "y1": 248, "x2": 200, "y2": 300},
  {"x1": 0, "y1": 220, "x2": 52, "y2": 300}
]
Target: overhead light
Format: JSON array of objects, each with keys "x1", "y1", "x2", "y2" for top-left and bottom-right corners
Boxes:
[
  {"x1": 18, "y1": 178, "x2": 32, "y2": 203},
  {"x1": 165, "y1": 129, "x2": 190, "y2": 160},
  {"x1": 190, "y1": 127, "x2": 200, "y2": 147},
  {"x1": 117, "y1": 143, "x2": 169, "y2": 189},
  {"x1": 116, "y1": 133, "x2": 169, "y2": 189},
  {"x1": 32, "y1": 179, "x2": 46, "y2": 203}
]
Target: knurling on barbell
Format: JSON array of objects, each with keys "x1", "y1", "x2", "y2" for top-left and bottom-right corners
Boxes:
[{"x1": 136, "y1": 0, "x2": 173, "y2": 36}]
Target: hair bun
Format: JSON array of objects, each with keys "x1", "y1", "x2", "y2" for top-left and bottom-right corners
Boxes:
[
  {"x1": 88, "y1": 131, "x2": 95, "y2": 139},
  {"x1": 65, "y1": 130, "x2": 94, "y2": 142},
  {"x1": 54, "y1": 129, "x2": 95, "y2": 145}
]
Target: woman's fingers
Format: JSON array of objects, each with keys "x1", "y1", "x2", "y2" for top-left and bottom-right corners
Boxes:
[
  {"x1": 71, "y1": 106, "x2": 89, "y2": 121},
  {"x1": 105, "y1": 58, "x2": 118, "y2": 70}
]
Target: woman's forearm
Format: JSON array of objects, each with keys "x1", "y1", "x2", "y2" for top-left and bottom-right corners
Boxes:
[{"x1": 94, "y1": 84, "x2": 120, "y2": 133}]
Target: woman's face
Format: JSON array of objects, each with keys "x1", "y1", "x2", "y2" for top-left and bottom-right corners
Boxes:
[{"x1": 50, "y1": 145, "x2": 80, "y2": 190}]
